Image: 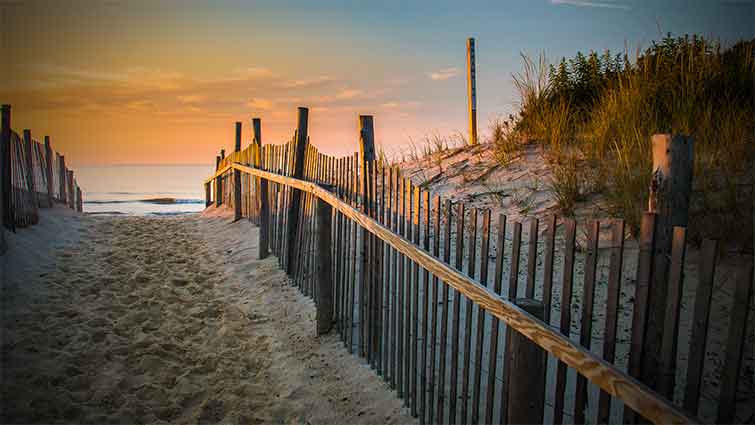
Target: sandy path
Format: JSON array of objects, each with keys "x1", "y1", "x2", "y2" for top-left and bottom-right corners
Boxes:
[{"x1": 1, "y1": 208, "x2": 414, "y2": 424}]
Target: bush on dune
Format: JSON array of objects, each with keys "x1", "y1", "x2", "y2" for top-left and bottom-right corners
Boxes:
[{"x1": 499, "y1": 34, "x2": 754, "y2": 248}]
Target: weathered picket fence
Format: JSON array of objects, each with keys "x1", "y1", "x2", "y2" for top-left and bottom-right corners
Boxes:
[
  {"x1": 1, "y1": 105, "x2": 83, "y2": 253},
  {"x1": 205, "y1": 107, "x2": 754, "y2": 425}
]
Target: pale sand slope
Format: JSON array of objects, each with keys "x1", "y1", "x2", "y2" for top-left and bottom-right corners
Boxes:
[{"x1": 1, "y1": 206, "x2": 414, "y2": 424}]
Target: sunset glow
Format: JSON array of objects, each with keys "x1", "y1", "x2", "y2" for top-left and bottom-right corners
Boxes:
[{"x1": 2, "y1": 1, "x2": 751, "y2": 166}]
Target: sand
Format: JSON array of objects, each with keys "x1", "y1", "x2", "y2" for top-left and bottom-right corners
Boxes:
[{"x1": 1, "y1": 206, "x2": 414, "y2": 424}]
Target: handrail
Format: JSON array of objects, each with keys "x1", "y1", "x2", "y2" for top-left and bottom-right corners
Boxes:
[{"x1": 206, "y1": 162, "x2": 700, "y2": 425}]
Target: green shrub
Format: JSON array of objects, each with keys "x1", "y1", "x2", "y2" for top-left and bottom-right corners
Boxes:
[{"x1": 509, "y1": 34, "x2": 754, "y2": 248}]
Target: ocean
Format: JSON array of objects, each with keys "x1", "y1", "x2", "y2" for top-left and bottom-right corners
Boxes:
[{"x1": 76, "y1": 165, "x2": 215, "y2": 216}]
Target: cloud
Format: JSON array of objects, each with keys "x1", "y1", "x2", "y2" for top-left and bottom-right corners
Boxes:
[
  {"x1": 381, "y1": 101, "x2": 421, "y2": 109},
  {"x1": 428, "y1": 68, "x2": 460, "y2": 81},
  {"x1": 278, "y1": 76, "x2": 336, "y2": 89},
  {"x1": 549, "y1": 0, "x2": 631, "y2": 9},
  {"x1": 177, "y1": 94, "x2": 206, "y2": 104},
  {"x1": 335, "y1": 88, "x2": 363, "y2": 100},
  {"x1": 247, "y1": 98, "x2": 274, "y2": 110},
  {"x1": 230, "y1": 67, "x2": 276, "y2": 80}
]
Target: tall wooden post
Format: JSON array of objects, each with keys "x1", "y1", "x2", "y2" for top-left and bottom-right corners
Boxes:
[
  {"x1": 285, "y1": 107, "x2": 309, "y2": 275},
  {"x1": 358, "y1": 115, "x2": 376, "y2": 362},
  {"x1": 215, "y1": 154, "x2": 222, "y2": 207},
  {"x1": 0, "y1": 104, "x2": 9, "y2": 250},
  {"x1": 44, "y1": 136, "x2": 54, "y2": 206},
  {"x1": 234, "y1": 121, "x2": 242, "y2": 221},
  {"x1": 506, "y1": 298, "x2": 546, "y2": 425},
  {"x1": 466, "y1": 37, "x2": 478, "y2": 145},
  {"x1": 643, "y1": 134, "x2": 694, "y2": 392},
  {"x1": 59, "y1": 155, "x2": 67, "y2": 205},
  {"x1": 252, "y1": 118, "x2": 262, "y2": 224},
  {"x1": 315, "y1": 196, "x2": 334, "y2": 334}
]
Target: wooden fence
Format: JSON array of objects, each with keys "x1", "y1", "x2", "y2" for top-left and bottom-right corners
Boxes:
[
  {"x1": 205, "y1": 107, "x2": 754, "y2": 425},
  {"x1": 1, "y1": 105, "x2": 83, "y2": 253}
]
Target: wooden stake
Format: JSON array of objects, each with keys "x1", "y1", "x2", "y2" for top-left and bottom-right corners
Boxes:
[
  {"x1": 234, "y1": 121, "x2": 242, "y2": 221},
  {"x1": 44, "y1": 136, "x2": 54, "y2": 207},
  {"x1": 466, "y1": 37, "x2": 478, "y2": 145},
  {"x1": 316, "y1": 196, "x2": 334, "y2": 334},
  {"x1": 286, "y1": 107, "x2": 309, "y2": 275},
  {"x1": 0, "y1": 104, "x2": 8, "y2": 248},
  {"x1": 644, "y1": 134, "x2": 694, "y2": 392},
  {"x1": 506, "y1": 298, "x2": 546, "y2": 425}
]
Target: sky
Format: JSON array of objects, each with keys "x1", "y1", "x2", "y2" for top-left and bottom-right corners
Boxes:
[{"x1": 1, "y1": 0, "x2": 753, "y2": 166}]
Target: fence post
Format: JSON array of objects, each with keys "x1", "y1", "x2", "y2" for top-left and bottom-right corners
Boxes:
[
  {"x1": 44, "y1": 136, "x2": 54, "y2": 206},
  {"x1": 315, "y1": 196, "x2": 334, "y2": 334},
  {"x1": 358, "y1": 115, "x2": 376, "y2": 362},
  {"x1": 643, "y1": 134, "x2": 694, "y2": 391},
  {"x1": 0, "y1": 104, "x2": 9, "y2": 251},
  {"x1": 285, "y1": 107, "x2": 309, "y2": 275},
  {"x1": 59, "y1": 155, "x2": 67, "y2": 205},
  {"x1": 234, "y1": 122, "x2": 242, "y2": 221},
  {"x1": 67, "y1": 170, "x2": 74, "y2": 209},
  {"x1": 215, "y1": 154, "x2": 222, "y2": 207},
  {"x1": 76, "y1": 186, "x2": 83, "y2": 212},
  {"x1": 252, "y1": 118, "x2": 262, "y2": 224},
  {"x1": 23, "y1": 129, "x2": 39, "y2": 223},
  {"x1": 506, "y1": 298, "x2": 546, "y2": 425}
]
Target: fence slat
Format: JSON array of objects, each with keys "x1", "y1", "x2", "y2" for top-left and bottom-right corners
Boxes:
[
  {"x1": 716, "y1": 261, "x2": 754, "y2": 424},
  {"x1": 485, "y1": 214, "x2": 507, "y2": 425},
  {"x1": 420, "y1": 190, "x2": 431, "y2": 424},
  {"x1": 658, "y1": 227, "x2": 688, "y2": 399},
  {"x1": 437, "y1": 199, "x2": 453, "y2": 424},
  {"x1": 624, "y1": 213, "x2": 658, "y2": 424},
  {"x1": 391, "y1": 168, "x2": 402, "y2": 389},
  {"x1": 428, "y1": 195, "x2": 442, "y2": 425},
  {"x1": 501, "y1": 220, "x2": 522, "y2": 422},
  {"x1": 471, "y1": 209, "x2": 490, "y2": 424},
  {"x1": 449, "y1": 201, "x2": 465, "y2": 425},
  {"x1": 553, "y1": 218, "x2": 577, "y2": 425},
  {"x1": 461, "y1": 208, "x2": 478, "y2": 424},
  {"x1": 574, "y1": 220, "x2": 600, "y2": 424},
  {"x1": 526, "y1": 218, "x2": 539, "y2": 298},
  {"x1": 397, "y1": 176, "x2": 406, "y2": 397},
  {"x1": 410, "y1": 185, "x2": 421, "y2": 416},
  {"x1": 598, "y1": 219, "x2": 625, "y2": 423}
]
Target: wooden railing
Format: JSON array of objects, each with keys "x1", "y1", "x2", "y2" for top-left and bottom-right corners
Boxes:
[
  {"x1": 204, "y1": 107, "x2": 754, "y2": 425},
  {"x1": 1, "y1": 105, "x2": 83, "y2": 253}
]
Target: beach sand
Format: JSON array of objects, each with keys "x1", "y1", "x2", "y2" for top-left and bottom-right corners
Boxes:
[{"x1": 1, "y1": 206, "x2": 414, "y2": 424}]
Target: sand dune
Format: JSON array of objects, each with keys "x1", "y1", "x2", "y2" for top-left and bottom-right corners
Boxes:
[{"x1": 1, "y1": 207, "x2": 413, "y2": 424}]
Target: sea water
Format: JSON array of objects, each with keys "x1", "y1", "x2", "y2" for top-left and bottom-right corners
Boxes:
[{"x1": 76, "y1": 165, "x2": 215, "y2": 216}]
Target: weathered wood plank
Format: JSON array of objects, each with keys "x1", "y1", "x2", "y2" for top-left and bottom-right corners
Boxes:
[
  {"x1": 461, "y1": 208, "x2": 478, "y2": 424},
  {"x1": 716, "y1": 261, "x2": 753, "y2": 424},
  {"x1": 553, "y1": 218, "x2": 576, "y2": 425},
  {"x1": 437, "y1": 199, "x2": 453, "y2": 424},
  {"x1": 624, "y1": 213, "x2": 658, "y2": 424},
  {"x1": 485, "y1": 214, "x2": 507, "y2": 425},
  {"x1": 428, "y1": 195, "x2": 442, "y2": 425},
  {"x1": 526, "y1": 218, "x2": 539, "y2": 298},
  {"x1": 449, "y1": 202, "x2": 465, "y2": 425},
  {"x1": 598, "y1": 219, "x2": 625, "y2": 423},
  {"x1": 574, "y1": 220, "x2": 600, "y2": 424},
  {"x1": 501, "y1": 220, "x2": 522, "y2": 422},
  {"x1": 658, "y1": 227, "x2": 687, "y2": 399},
  {"x1": 682, "y1": 239, "x2": 717, "y2": 415},
  {"x1": 472, "y1": 209, "x2": 491, "y2": 424}
]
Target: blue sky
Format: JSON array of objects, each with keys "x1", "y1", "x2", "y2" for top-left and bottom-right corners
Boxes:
[{"x1": 2, "y1": 0, "x2": 752, "y2": 164}]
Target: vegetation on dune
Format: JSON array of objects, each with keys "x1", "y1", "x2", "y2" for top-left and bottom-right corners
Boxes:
[{"x1": 497, "y1": 34, "x2": 754, "y2": 248}]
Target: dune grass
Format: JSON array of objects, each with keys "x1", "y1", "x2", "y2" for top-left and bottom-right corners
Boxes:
[{"x1": 499, "y1": 34, "x2": 754, "y2": 248}]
